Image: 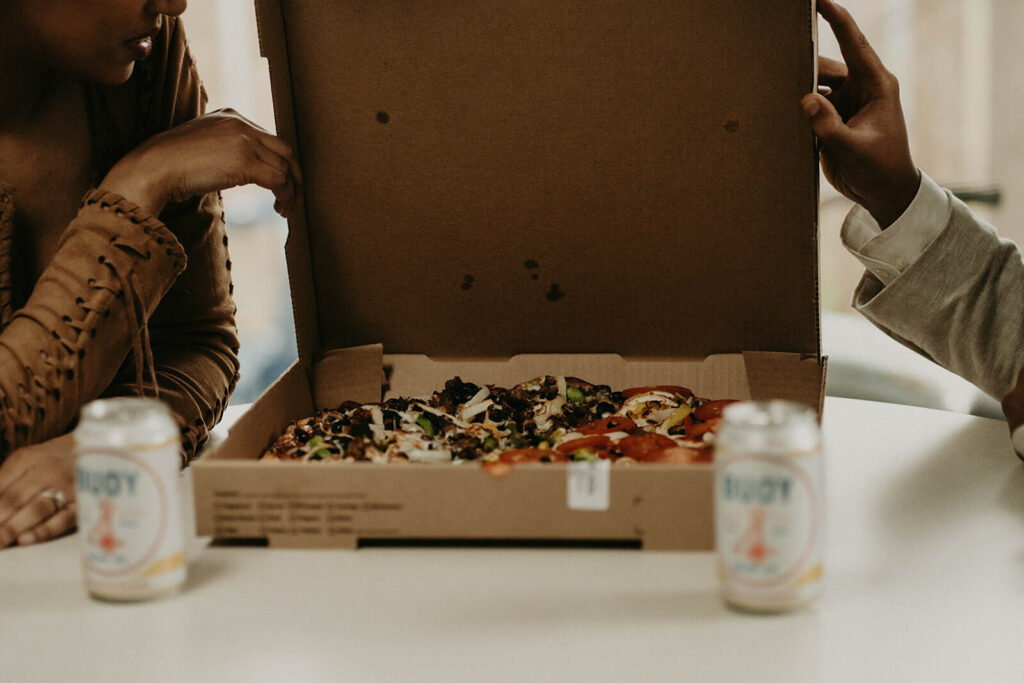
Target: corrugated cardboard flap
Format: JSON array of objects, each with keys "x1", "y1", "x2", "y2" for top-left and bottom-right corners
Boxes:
[{"x1": 256, "y1": 0, "x2": 820, "y2": 363}]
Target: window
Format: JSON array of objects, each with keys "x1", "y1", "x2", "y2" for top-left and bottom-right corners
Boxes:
[{"x1": 185, "y1": 3, "x2": 296, "y2": 404}]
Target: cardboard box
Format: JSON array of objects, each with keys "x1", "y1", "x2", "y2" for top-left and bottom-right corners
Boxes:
[{"x1": 193, "y1": 0, "x2": 825, "y2": 550}]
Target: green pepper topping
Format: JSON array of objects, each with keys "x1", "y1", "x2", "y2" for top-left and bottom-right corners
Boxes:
[
  {"x1": 482, "y1": 436, "x2": 498, "y2": 451},
  {"x1": 416, "y1": 414, "x2": 436, "y2": 437},
  {"x1": 305, "y1": 436, "x2": 335, "y2": 459},
  {"x1": 572, "y1": 450, "x2": 600, "y2": 462},
  {"x1": 566, "y1": 386, "x2": 585, "y2": 403}
]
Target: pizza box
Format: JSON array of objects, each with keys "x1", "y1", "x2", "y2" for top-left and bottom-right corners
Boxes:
[{"x1": 192, "y1": 0, "x2": 825, "y2": 550}]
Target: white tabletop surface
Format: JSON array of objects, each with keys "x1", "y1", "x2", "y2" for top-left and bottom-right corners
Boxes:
[{"x1": 3, "y1": 397, "x2": 1023, "y2": 683}]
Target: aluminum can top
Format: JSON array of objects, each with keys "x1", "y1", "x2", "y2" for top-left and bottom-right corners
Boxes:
[
  {"x1": 716, "y1": 400, "x2": 820, "y2": 455},
  {"x1": 76, "y1": 397, "x2": 178, "y2": 449}
]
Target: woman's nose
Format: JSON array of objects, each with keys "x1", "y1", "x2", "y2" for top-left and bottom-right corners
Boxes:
[{"x1": 145, "y1": 0, "x2": 187, "y2": 18}]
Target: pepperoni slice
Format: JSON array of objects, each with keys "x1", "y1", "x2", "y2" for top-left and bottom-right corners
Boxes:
[
  {"x1": 615, "y1": 433, "x2": 677, "y2": 459},
  {"x1": 577, "y1": 416, "x2": 636, "y2": 434}
]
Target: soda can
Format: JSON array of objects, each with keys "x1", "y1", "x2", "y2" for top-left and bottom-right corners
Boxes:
[
  {"x1": 714, "y1": 400, "x2": 823, "y2": 612},
  {"x1": 74, "y1": 397, "x2": 186, "y2": 601}
]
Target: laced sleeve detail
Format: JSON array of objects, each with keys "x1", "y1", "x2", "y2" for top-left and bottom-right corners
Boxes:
[
  {"x1": 0, "y1": 184, "x2": 14, "y2": 327},
  {"x1": 0, "y1": 189, "x2": 186, "y2": 461}
]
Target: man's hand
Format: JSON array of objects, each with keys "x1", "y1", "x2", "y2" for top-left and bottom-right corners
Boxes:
[
  {"x1": 1003, "y1": 368, "x2": 1024, "y2": 456},
  {"x1": 0, "y1": 433, "x2": 77, "y2": 548},
  {"x1": 801, "y1": 0, "x2": 921, "y2": 228}
]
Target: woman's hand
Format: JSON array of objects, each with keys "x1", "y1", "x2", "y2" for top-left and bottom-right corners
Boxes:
[
  {"x1": 801, "y1": 0, "x2": 920, "y2": 228},
  {"x1": 99, "y1": 108, "x2": 303, "y2": 219},
  {"x1": 0, "y1": 433, "x2": 77, "y2": 548}
]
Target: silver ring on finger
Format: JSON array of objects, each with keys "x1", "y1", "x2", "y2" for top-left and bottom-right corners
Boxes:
[{"x1": 40, "y1": 489, "x2": 68, "y2": 514}]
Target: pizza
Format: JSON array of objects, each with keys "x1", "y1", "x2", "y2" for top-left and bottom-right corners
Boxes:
[{"x1": 260, "y1": 376, "x2": 737, "y2": 465}]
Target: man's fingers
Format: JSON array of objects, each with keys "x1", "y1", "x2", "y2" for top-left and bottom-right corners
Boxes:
[
  {"x1": 801, "y1": 93, "x2": 853, "y2": 147},
  {"x1": 17, "y1": 503, "x2": 77, "y2": 546},
  {"x1": 817, "y1": 0, "x2": 887, "y2": 77},
  {"x1": 818, "y1": 55, "x2": 849, "y2": 88}
]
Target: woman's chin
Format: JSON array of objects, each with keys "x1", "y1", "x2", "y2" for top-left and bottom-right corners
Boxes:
[{"x1": 85, "y1": 61, "x2": 138, "y2": 87}]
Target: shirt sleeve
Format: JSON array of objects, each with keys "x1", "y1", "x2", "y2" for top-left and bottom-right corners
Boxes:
[
  {"x1": 848, "y1": 193, "x2": 1024, "y2": 401},
  {"x1": 840, "y1": 172, "x2": 950, "y2": 286}
]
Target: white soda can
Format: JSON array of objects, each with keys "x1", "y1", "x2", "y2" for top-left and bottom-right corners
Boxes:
[
  {"x1": 714, "y1": 400, "x2": 823, "y2": 612},
  {"x1": 74, "y1": 397, "x2": 186, "y2": 601}
]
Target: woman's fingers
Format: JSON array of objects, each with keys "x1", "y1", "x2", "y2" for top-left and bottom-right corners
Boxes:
[
  {"x1": 0, "y1": 434, "x2": 77, "y2": 548},
  {"x1": 17, "y1": 503, "x2": 77, "y2": 546},
  {"x1": 253, "y1": 131, "x2": 303, "y2": 185},
  {"x1": 214, "y1": 108, "x2": 303, "y2": 186},
  {"x1": 0, "y1": 490, "x2": 60, "y2": 547},
  {"x1": 248, "y1": 143, "x2": 297, "y2": 217},
  {"x1": 103, "y1": 108, "x2": 303, "y2": 216},
  {"x1": 0, "y1": 447, "x2": 33, "y2": 496},
  {"x1": 0, "y1": 469, "x2": 36, "y2": 531}
]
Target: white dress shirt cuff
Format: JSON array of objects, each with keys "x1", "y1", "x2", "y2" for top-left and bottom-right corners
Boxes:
[{"x1": 840, "y1": 172, "x2": 951, "y2": 286}]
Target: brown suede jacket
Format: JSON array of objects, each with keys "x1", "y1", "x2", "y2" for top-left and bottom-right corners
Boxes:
[{"x1": 0, "y1": 17, "x2": 239, "y2": 464}]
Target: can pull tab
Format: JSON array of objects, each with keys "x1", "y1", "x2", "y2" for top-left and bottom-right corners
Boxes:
[{"x1": 567, "y1": 460, "x2": 611, "y2": 511}]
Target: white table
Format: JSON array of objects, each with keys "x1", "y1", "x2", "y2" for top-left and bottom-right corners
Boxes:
[{"x1": 3, "y1": 397, "x2": 1023, "y2": 683}]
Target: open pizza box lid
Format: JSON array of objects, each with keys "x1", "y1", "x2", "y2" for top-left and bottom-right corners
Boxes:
[
  {"x1": 253, "y1": 0, "x2": 822, "y2": 374},
  {"x1": 191, "y1": 0, "x2": 823, "y2": 550}
]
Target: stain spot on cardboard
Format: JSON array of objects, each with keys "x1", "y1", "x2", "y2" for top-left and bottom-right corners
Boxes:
[
  {"x1": 376, "y1": 111, "x2": 390, "y2": 124},
  {"x1": 524, "y1": 258, "x2": 540, "y2": 280},
  {"x1": 461, "y1": 274, "x2": 475, "y2": 290},
  {"x1": 545, "y1": 283, "x2": 564, "y2": 302},
  {"x1": 723, "y1": 119, "x2": 740, "y2": 133}
]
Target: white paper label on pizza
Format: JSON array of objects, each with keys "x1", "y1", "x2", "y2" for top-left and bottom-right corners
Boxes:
[{"x1": 567, "y1": 460, "x2": 611, "y2": 511}]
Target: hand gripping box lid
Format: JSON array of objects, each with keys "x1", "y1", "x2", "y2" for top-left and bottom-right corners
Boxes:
[{"x1": 192, "y1": 0, "x2": 825, "y2": 550}]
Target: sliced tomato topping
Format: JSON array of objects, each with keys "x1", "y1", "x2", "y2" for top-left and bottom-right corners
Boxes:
[
  {"x1": 555, "y1": 435, "x2": 612, "y2": 454},
  {"x1": 621, "y1": 385, "x2": 693, "y2": 399},
  {"x1": 693, "y1": 399, "x2": 739, "y2": 421},
  {"x1": 498, "y1": 448, "x2": 569, "y2": 463},
  {"x1": 615, "y1": 433, "x2": 677, "y2": 459},
  {"x1": 577, "y1": 416, "x2": 636, "y2": 434},
  {"x1": 686, "y1": 417, "x2": 722, "y2": 440},
  {"x1": 637, "y1": 446, "x2": 711, "y2": 464}
]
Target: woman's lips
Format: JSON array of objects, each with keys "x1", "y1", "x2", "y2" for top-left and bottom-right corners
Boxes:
[
  {"x1": 124, "y1": 35, "x2": 154, "y2": 60},
  {"x1": 124, "y1": 23, "x2": 158, "y2": 61}
]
